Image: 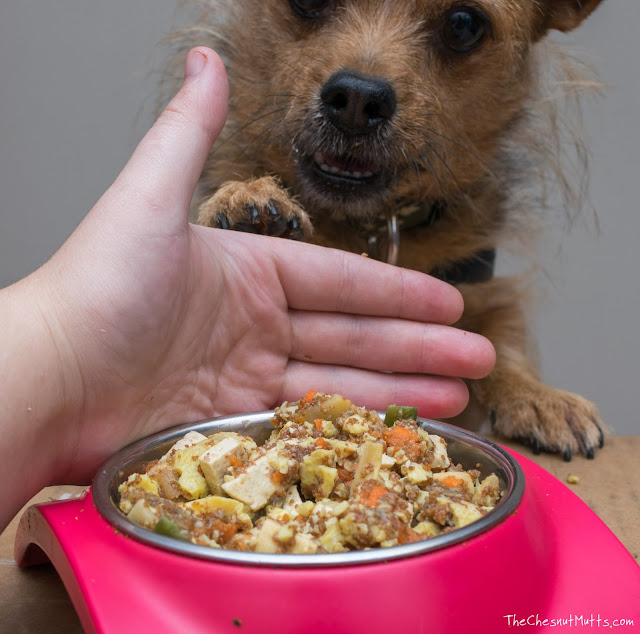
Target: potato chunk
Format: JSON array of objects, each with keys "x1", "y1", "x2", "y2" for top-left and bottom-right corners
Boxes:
[
  {"x1": 352, "y1": 441, "x2": 383, "y2": 488},
  {"x1": 473, "y1": 473, "x2": 502, "y2": 507},
  {"x1": 300, "y1": 394, "x2": 353, "y2": 423},
  {"x1": 432, "y1": 471, "x2": 474, "y2": 497},
  {"x1": 437, "y1": 496, "x2": 484, "y2": 527},
  {"x1": 253, "y1": 518, "x2": 318, "y2": 554},
  {"x1": 300, "y1": 449, "x2": 338, "y2": 500}
]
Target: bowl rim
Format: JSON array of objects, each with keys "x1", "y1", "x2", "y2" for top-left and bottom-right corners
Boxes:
[{"x1": 92, "y1": 411, "x2": 525, "y2": 568}]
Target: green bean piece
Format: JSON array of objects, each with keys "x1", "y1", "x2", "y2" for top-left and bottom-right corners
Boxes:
[
  {"x1": 153, "y1": 516, "x2": 190, "y2": 541},
  {"x1": 384, "y1": 405, "x2": 418, "y2": 427}
]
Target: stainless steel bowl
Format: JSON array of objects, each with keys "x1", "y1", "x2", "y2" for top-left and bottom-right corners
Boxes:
[{"x1": 93, "y1": 411, "x2": 524, "y2": 567}]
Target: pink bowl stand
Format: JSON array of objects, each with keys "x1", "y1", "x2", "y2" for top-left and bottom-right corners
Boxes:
[{"x1": 15, "y1": 449, "x2": 640, "y2": 634}]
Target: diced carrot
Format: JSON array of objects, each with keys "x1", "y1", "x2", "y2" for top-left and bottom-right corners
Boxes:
[
  {"x1": 315, "y1": 437, "x2": 329, "y2": 449},
  {"x1": 314, "y1": 418, "x2": 324, "y2": 431},
  {"x1": 228, "y1": 454, "x2": 243, "y2": 468},
  {"x1": 270, "y1": 470, "x2": 286, "y2": 485},
  {"x1": 211, "y1": 520, "x2": 238, "y2": 544},
  {"x1": 383, "y1": 425, "x2": 420, "y2": 448},
  {"x1": 398, "y1": 524, "x2": 422, "y2": 545},
  {"x1": 441, "y1": 475, "x2": 464, "y2": 488},
  {"x1": 443, "y1": 475, "x2": 464, "y2": 487},
  {"x1": 304, "y1": 390, "x2": 317, "y2": 403},
  {"x1": 234, "y1": 537, "x2": 251, "y2": 552},
  {"x1": 361, "y1": 484, "x2": 387, "y2": 508}
]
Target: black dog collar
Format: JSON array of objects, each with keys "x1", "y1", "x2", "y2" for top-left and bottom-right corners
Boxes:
[{"x1": 364, "y1": 198, "x2": 496, "y2": 285}]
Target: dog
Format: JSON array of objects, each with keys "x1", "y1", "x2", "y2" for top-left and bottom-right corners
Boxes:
[{"x1": 173, "y1": 0, "x2": 606, "y2": 460}]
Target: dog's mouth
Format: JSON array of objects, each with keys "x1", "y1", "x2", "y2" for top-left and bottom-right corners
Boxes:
[
  {"x1": 313, "y1": 152, "x2": 379, "y2": 182},
  {"x1": 297, "y1": 150, "x2": 391, "y2": 206}
]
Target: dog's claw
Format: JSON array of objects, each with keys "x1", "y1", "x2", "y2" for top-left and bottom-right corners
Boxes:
[
  {"x1": 563, "y1": 448, "x2": 572, "y2": 462},
  {"x1": 586, "y1": 447, "x2": 595, "y2": 459},
  {"x1": 489, "y1": 410, "x2": 497, "y2": 429},
  {"x1": 265, "y1": 201, "x2": 288, "y2": 236},
  {"x1": 531, "y1": 438, "x2": 541, "y2": 455},
  {"x1": 288, "y1": 216, "x2": 304, "y2": 240},
  {"x1": 249, "y1": 205, "x2": 261, "y2": 225},
  {"x1": 218, "y1": 213, "x2": 230, "y2": 230},
  {"x1": 597, "y1": 424, "x2": 605, "y2": 448}
]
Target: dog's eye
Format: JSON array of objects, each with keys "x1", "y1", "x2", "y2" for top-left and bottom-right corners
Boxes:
[
  {"x1": 289, "y1": 0, "x2": 331, "y2": 20},
  {"x1": 442, "y1": 7, "x2": 488, "y2": 53}
]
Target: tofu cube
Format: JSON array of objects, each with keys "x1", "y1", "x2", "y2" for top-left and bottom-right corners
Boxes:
[
  {"x1": 281, "y1": 485, "x2": 303, "y2": 515},
  {"x1": 429, "y1": 434, "x2": 451, "y2": 469},
  {"x1": 199, "y1": 436, "x2": 246, "y2": 495},
  {"x1": 159, "y1": 431, "x2": 208, "y2": 462},
  {"x1": 222, "y1": 455, "x2": 278, "y2": 511}
]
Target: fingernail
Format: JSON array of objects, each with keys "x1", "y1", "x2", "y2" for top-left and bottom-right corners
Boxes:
[{"x1": 185, "y1": 50, "x2": 207, "y2": 79}]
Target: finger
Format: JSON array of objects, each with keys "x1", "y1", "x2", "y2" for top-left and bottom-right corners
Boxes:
[
  {"x1": 289, "y1": 311, "x2": 496, "y2": 379},
  {"x1": 282, "y1": 361, "x2": 470, "y2": 419},
  {"x1": 267, "y1": 237, "x2": 464, "y2": 325},
  {"x1": 116, "y1": 47, "x2": 228, "y2": 224}
]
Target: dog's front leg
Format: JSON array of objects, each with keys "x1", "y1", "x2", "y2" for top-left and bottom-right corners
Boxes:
[
  {"x1": 456, "y1": 277, "x2": 605, "y2": 460},
  {"x1": 196, "y1": 176, "x2": 312, "y2": 240}
]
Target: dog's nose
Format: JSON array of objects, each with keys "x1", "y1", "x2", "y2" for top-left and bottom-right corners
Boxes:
[{"x1": 320, "y1": 70, "x2": 396, "y2": 135}]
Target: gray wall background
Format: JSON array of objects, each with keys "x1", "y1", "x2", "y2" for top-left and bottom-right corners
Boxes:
[{"x1": 1, "y1": 2, "x2": 637, "y2": 435}]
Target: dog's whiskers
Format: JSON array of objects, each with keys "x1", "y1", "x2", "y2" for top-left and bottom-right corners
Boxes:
[{"x1": 209, "y1": 104, "x2": 291, "y2": 159}]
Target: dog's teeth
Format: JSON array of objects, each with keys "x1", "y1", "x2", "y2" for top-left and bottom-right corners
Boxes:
[{"x1": 314, "y1": 152, "x2": 375, "y2": 179}]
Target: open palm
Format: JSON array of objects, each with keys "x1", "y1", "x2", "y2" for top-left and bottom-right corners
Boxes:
[{"x1": 38, "y1": 48, "x2": 494, "y2": 481}]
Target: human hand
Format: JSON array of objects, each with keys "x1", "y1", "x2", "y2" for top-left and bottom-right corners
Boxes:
[{"x1": 0, "y1": 48, "x2": 494, "y2": 525}]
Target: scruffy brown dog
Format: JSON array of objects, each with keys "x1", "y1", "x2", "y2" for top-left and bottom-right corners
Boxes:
[{"x1": 176, "y1": 0, "x2": 606, "y2": 460}]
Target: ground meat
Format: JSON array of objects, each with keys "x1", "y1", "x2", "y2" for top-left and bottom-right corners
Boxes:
[{"x1": 119, "y1": 392, "x2": 504, "y2": 554}]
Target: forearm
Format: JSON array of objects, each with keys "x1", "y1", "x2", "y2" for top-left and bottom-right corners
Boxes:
[{"x1": 0, "y1": 272, "x2": 80, "y2": 530}]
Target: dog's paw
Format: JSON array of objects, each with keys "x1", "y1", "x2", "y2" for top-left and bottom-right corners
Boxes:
[
  {"x1": 489, "y1": 385, "x2": 606, "y2": 461},
  {"x1": 197, "y1": 176, "x2": 312, "y2": 240}
]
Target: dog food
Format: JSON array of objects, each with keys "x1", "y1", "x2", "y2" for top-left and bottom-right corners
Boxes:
[{"x1": 118, "y1": 392, "x2": 503, "y2": 553}]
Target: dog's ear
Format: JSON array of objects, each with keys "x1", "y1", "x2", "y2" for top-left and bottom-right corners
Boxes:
[{"x1": 541, "y1": 0, "x2": 604, "y2": 33}]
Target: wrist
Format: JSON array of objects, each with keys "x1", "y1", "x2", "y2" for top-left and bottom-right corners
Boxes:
[{"x1": 0, "y1": 271, "x2": 84, "y2": 527}]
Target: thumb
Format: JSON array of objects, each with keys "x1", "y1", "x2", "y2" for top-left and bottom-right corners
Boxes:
[{"x1": 115, "y1": 47, "x2": 228, "y2": 222}]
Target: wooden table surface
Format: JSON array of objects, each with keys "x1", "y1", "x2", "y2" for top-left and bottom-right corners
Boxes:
[{"x1": 1, "y1": 436, "x2": 638, "y2": 633}]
